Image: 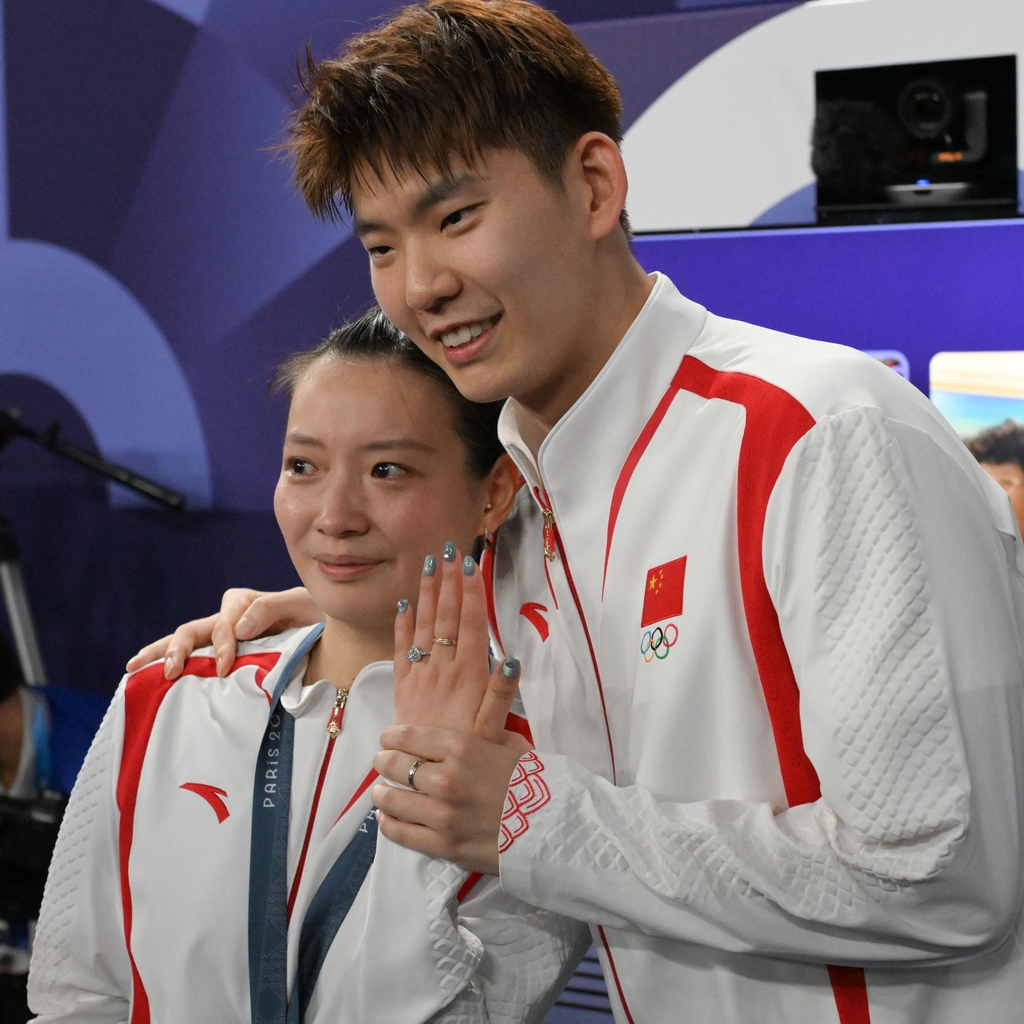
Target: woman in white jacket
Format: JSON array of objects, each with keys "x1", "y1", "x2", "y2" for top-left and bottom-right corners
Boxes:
[{"x1": 28, "y1": 308, "x2": 589, "y2": 1024}]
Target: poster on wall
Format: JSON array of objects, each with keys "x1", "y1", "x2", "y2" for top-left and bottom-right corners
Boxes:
[{"x1": 929, "y1": 350, "x2": 1024, "y2": 441}]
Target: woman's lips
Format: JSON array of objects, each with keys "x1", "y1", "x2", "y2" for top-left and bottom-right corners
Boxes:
[{"x1": 315, "y1": 559, "x2": 382, "y2": 581}]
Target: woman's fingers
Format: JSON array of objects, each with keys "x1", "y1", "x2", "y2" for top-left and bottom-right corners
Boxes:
[
  {"x1": 432, "y1": 542, "x2": 463, "y2": 655},
  {"x1": 456, "y1": 554, "x2": 491, "y2": 677},
  {"x1": 475, "y1": 657, "x2": 522, "y2": 742},
  {"x1": 394, "y1": 597, "x2": 414, "y2": 683},
  {"x1": 412, "y1": 553, "x2": 443, "y2": 655}
]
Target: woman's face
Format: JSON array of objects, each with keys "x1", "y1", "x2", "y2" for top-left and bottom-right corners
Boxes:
[{"x1": 274, "y1": 356, "x2": 496, "y2": 640}]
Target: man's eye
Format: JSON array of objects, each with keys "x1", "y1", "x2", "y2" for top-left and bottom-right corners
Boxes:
[
  {"x1": 441, "y1": 207, "x2": 473, "y2": 229},
  {"x1": 287, "y1": 458, "x2": 314, "y2": 475},
  {"x1": 368, "y1": 244, "x2": 393, "y2": 257},
  {"x1": 371, "y1": 462, "x2": 406, "y2": 479}
]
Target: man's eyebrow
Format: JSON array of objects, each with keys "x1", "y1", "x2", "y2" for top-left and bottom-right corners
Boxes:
[
  {"x1": 412, "y1": 172, "x2": 476, "y2": 218},
  {"x1": 354, "y1": 172, "x2": 477, "y2": 237}
]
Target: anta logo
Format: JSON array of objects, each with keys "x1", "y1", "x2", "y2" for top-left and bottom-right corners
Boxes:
[
  {"x1": 180, "y1": 782, "x2": 230, "y2": 823},
  {"x1": 639, "y1": 556, "x2": 686, "y2": 661},
  {"x1": 519, "y1": 602, "x2": 549, "y2": 641}
]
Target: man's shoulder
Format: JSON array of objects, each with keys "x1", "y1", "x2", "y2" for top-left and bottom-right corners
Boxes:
[{"x1": 688, "y1": 310, "x2": 941, "y2": 433}]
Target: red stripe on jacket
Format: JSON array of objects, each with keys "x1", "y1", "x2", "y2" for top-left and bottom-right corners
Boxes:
[
  {"x1": 116, "y1": 653, "x2": 282, "y2": 1023},
  {"x1": 604, "y1": 354, "x2": 869, "y2": 1023}
]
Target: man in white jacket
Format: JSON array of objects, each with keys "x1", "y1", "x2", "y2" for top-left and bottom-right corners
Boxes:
[{"x1": 135, "y1": 2, "x2": 1024, "y2": 1021}]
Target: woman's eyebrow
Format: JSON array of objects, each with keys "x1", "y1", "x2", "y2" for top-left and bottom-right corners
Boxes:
[
  {"x1": 284, "y1": 432, "x2": 324, "y2": 447},
  {"x1": 361, "y1": 438, "x2": 436, "y2": 455}
]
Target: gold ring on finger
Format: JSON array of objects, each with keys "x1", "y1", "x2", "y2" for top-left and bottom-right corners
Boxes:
[{"x1": 432, "y1": 636, "x2": 458, "y2": 647}]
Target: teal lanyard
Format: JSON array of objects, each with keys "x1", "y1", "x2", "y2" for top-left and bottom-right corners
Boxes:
[{"x1": 248, "y1": 625, "x2": 379, "y2": 1024}]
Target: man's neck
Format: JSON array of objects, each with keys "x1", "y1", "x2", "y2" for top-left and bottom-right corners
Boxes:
[{"x1": 516, "y1": 261, "x2": 655, "y2": 459}]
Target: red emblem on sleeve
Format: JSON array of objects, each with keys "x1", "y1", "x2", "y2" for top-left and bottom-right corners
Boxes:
[
  {"x1": 640, "y1": 556, "x2": 687, "y2": 627},
  {"x1": 498, "y1": 752, "x2": 550, "y2": 853}
]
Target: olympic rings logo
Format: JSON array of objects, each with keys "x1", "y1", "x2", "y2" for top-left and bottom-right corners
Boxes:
[{"x1": 640, "y1": 623, "x2": 678, "y2": 662}]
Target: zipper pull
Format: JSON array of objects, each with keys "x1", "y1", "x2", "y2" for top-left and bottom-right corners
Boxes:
[
  {"x1": 534, "y1": 486, "x2": 558, "y2": 562},
  {"x1": 326, "y1": 687, "x2": 348, "y2": 738},
  {"x1": 542, "y1": 508, "x2": 556, "y2": 562}
]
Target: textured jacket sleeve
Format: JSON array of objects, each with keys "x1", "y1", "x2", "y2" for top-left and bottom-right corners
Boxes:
[
  {"x1": 347, "y1": 833, "x2": 589, "y2": 1024},
  {"x1": 498, "y1": 407, "x2": 1024, "y2": 965},
  {"x1": 430, "y1": 877, "x2": 591, "y2": 1024},
  {"x1": 28, "y1": 686, "x2": 130, "y2": 1023}
]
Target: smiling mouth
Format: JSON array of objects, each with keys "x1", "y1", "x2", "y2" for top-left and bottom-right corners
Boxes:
[{"x1": 439, "y1": 314, "x2": 501, "y2": 348}]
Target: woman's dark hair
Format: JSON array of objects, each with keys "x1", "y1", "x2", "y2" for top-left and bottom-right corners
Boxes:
[{"x1": 272, "y1": 307, "x2": 506, "y2": 478}]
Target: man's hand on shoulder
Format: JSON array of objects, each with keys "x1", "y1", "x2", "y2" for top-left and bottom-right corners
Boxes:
[{"x1": 125, "y1": 586, "x2": 323, "y2": 680}]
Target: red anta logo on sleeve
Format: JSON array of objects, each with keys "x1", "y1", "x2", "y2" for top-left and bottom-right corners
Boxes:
[{"x1": 180, "y1": 783, "x2": 230, "y2": 823}]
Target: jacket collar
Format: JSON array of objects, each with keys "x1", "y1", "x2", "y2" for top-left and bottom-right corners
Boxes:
[{"x1": 498, "y1": 273, "x2": 707, "y2": 553}]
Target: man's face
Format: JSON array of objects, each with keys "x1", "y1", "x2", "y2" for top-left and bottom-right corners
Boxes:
[
  {"x1": 352, "y1": 148, "x2": 607, "y2": 420},
  {"x1": 981, "y1": 461, "x2": 1024, "y2": 538}
]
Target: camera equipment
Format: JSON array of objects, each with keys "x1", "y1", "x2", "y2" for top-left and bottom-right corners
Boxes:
[
  {"x1": 813, "y1": 55, "x2": 1017, "y2": 225},
  {"x1": 0, "y1": 789, "x2": 66, "y2": 923}
]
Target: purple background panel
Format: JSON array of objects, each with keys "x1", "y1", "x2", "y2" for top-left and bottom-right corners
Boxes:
[
  {"x1": 574, "y1": 2, "x2": 799, "y2": 130},
  {"x1": 4, "y1": 0, "x2": 195, "y2": 265},
  {"x1": 633, "y1": 218, "x2": 1024, "y2": 398}
]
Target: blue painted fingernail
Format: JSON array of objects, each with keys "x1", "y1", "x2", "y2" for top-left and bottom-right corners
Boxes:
[
  {"x1": 397, "y1": 598, "x2": 409, "y2": 614},
  {"x1": 501, "y1": 657, "x2": 520, "y2": 678},
  {"x1": 463, "y1": 555, "x2": 475, "y2": 576},
  {"x1": 423, "y1": 555, "x2": 436, "y2": 577},
  {"x1": 443, "y1": 541, "x2": 456, "y2": 562}
]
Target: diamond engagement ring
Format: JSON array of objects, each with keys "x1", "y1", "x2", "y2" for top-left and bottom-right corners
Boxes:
[{"x1": 406, "y1": 646, "x2": 431, "y2": 661}]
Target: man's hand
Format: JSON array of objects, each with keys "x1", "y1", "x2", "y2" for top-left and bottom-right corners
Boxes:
[
  {"x1": 125, "y1": 586, "x2": 323, "y2": 679},
  {"x1": 373, "y1": 546, "x2": 529, "y2": 874}
]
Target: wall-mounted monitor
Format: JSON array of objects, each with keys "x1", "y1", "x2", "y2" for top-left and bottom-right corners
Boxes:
[{"x1": 814, "y1": 55, "x2": 1017, "y2": 226}]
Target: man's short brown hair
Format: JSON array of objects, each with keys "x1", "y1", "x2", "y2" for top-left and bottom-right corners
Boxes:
[{"x1": 288, "y1": 0, "x2": 627, "y2": 228}]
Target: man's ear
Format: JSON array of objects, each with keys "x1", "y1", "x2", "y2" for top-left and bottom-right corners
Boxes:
[
  {"x1": 566, "y1": 132, "x2": 629, "y2": 242},
  {"x1": 480, "y1": 455, "x2": 520, "y2": 535}
]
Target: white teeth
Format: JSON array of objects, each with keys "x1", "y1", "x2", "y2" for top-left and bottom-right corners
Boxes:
[{"x1": 441, "y1": 315, "x2": 497, "y2": 347}]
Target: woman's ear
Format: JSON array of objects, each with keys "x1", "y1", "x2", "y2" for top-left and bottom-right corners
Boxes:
[{"x1": 480, "y1": 455, "x2": 520, "y2": 535}]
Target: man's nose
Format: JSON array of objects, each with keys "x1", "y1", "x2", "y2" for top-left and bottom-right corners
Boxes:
[{"x1": 404, "y1": 242, "x2": 460, "y2": 313}]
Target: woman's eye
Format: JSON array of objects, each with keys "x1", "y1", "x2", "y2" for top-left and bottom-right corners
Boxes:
[
  {"x1": 287, "y1": 458, "x2": 314, "y2": 475},
  {"x1": 371, "y1": 462, "x2": 406, "y2": 479},
  {"x1": 368, "y1": 244, "x2": 392, "y2": 257}
]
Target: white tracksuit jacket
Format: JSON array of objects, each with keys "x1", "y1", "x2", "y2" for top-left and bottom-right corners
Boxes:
[
  {"x1": 485, "y1": 273, "x2": 1024, "y2": 1024},
  {"x1": 28, "y1": 626, "x2": 589, "y2": 1024}
]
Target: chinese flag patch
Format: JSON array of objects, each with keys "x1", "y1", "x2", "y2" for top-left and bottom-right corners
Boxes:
[{"x1": 641, "y1": 556, "x2": 687, "y2": 627}]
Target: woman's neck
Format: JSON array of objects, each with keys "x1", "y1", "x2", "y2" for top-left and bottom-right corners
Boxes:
[{"x1": 303, "y1": 616, "x2": 392, "y2": 688}]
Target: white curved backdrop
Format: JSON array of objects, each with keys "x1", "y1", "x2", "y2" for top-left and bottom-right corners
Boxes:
[
  {"x1": 624, "y1": 0, "x2": 1024, "y2": 231},
  {"x1": 0, "y1": 240, "x2": 214, "y2": 508}
]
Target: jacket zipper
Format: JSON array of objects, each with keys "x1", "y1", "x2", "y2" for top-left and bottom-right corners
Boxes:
[
  {"x1": 287, "y1": 686, "x2": 348, "y2": 920},
  {"x1": 531, "y1": 484, "x2": 617, "y2": 781}
]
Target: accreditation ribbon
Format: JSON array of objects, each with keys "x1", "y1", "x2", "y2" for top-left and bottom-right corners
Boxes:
[{"x1": 248, "y1": 624, "x2": 379, "y2": 1024}]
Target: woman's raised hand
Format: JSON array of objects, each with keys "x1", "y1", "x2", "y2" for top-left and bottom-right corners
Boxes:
[
  {"x1": 393, "y1": 544, "x2": 519, "y2": 739},
  {"x1": 125, "y1": 586, "x2": 323, "y2": 680}
]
